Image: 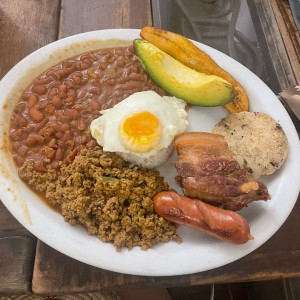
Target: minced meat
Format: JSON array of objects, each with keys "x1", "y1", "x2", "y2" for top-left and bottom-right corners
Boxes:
[{"x1": 19, "y1": 147, "x2": 181, "y2": 250}]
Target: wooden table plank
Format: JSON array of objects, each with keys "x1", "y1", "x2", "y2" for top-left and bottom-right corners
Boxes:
[
  {"x1": 0, "y1": 201, "x2": 35, "y2": 294},
  {"x1": 30, "y1": 0, "x2": 300, "y2": 295},
  {"x1": 0, "y1": 234, "x2": 36, "y2": 294},
  {"x1": 59, "y1": 0, "x2": 152, "y2": 38},
  {"x1": 247, "y1": 0, "x2": 296, "y2": 92},
  {"x1": 31, "y1": 0, "x2": 155, "y2": 294},
  {"x1": 32, "y1": 240, "x2": 190, "y2": 295},
  {"x1": 0, "y1": 0, "x2": 60, "y2": 79},
  {"x1": 32, "y1": 194, "x2": 300, "y2": 295},
  {"x1": 1, "y1": 0, "x2": 299, "y2": 296},
  {"x1": 271, "y1": 0, "x2": 300, "y2": 84},
  {"x1": 0, "y1": 0, "x2": 61, "y2": 294}
]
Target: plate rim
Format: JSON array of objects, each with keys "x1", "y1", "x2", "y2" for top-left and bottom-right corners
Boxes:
[{"x1": 1, "y1": 28, "x2": 300, "y2": 276}]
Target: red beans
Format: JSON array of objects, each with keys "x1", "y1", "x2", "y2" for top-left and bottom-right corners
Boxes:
[
  {"x1": 34, "y1": 117, "x2": 49, "y2": 132},
  {"x1": 45, "y1": 104, "x2": 55, "y2": 115},
  {"x1": 61, "y1": 123, "x2": 69, "y2": 132},
  {"x1": 34, "y1": 160, "x2": 46, "y2": 172},
  {"x1": 10, "y1": 129, "x2": 22, "y2": 141},
  {"x1": 48, "y1": 138, "x2": 57, "y2": 148},
  {"x1": 116, "y1": 58, "x2": 126, "y2": 67},
  {"x1": 26, "y1": 134, "x2": 44, "y2": 146},
  {"x1": 31, "y1": 85, "x2": 47, "y2": 95},
  {"x1": 12, "y1": 141, "x2": 22, "y2": 151},
  {"x1": 51, "y1": 160, "x2": 60, "y2": 169},
  {"x1": 58, "y1": 91, "x2": 67, "y2": 98},
  {"x1": 86, "y1": 140, "x2": 97, "y2": 149},
  {"x1": 65, "y1": 109, "x2": 79, "y2": 119},
  {"x1": 67, "y1": 89, "x2": 77, "y2": 99},
  {"x1": 51, "y1": 95, "x2": 63, "y2": 108},
  {"x1": 13, "y1": 155, "x2": 25, "y2": 166},
  {"x1": 73, "y1": 75, "x2": 82, "y2": 85},
  {"x1": 16, "y1": 115, "x2": 28, "y2": 127},
  {"x1": 58, "y1": 84, "x2": 68, "y2": 92},
  {"x1": 44, "y1": 147, "x2": 56, "y2": 159},
  {"x1": 77, "y1": 120, "x2": 85, "y2": 131},
  {"x1": 14, "y1": 102, "x2": 26, "y2": 113},
  {"x1": 91, "y1": 99, "x2": 102, "y2": 110},
  {"x1": 29, "y1": 108, "x2": 44, "y2": 122},
  {"x1": 9, "y1": 46, "x2": 167, "y2": 171},
  {"x1": 115, "y1": 49, "x2": 125, "y2": 56},
  {"x1": 55, "y1": 148, "x2": 64, "y2": 160},
  {"x1": 27, "y1": 94, "x2": 38, "y2": 108},
  {"x1": 17, "y1": 145, "x2": 29, "y2": 156},
  {"x1": 81, "y1": 135, "x2": 89, "y2": 144},
  {"x1": 89, "y1": 87, "x2": 101, "y2": 94},
  {"x1": 49, "y1": 122, "x2": 60, "y2": 132},
  {"x1": 34, "y1": 76, "x2": 54, "y2": 85}
]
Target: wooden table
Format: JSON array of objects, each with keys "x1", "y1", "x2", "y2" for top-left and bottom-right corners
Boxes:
[{"x1": 0, "y1": 0, "x2": 300, "y2": 296}]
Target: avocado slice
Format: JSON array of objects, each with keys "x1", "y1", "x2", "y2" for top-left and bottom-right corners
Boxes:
[{"x1": 134, "y1": 39, "x2": 235, "y2": 106}]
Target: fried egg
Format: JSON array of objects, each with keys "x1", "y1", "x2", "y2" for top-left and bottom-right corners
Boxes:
[{"x1": 90, "y1": 91, "x2": 188, "y2": 168}]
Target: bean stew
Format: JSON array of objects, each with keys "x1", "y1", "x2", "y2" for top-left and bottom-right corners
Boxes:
[{"x1": 9, "y1": 46, "x2": 166, "y2": 171}]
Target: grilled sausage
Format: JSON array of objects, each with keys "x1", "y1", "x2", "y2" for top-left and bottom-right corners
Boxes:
[{"x1": 153, "y1": 191, "x2": 252, "y2": 244}]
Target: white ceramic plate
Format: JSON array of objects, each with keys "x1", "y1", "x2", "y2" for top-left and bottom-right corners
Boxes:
[{"x1": 1, "y1": 29, "x2": 300, "y2": 276}]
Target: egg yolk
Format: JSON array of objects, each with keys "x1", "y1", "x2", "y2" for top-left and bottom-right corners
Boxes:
[{"x1": 119, "y1": 111, "x2": 162, "y2": 153}]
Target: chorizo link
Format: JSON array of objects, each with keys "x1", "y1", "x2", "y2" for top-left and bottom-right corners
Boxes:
[{"x1": 153, "y1": 191, "x2": 252, "y2": 244}]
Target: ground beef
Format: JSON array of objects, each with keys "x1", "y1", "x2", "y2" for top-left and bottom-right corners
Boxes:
[{"x1": 19, "y1": 147, "x2": 181, "y2": 250}]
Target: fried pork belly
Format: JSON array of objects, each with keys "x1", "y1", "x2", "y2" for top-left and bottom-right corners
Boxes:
[{"x1": 174, "y1": 132, "x2": 270, "y2": 211}]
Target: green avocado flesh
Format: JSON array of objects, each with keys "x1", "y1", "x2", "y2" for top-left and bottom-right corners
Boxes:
[{"x1": 134, "y1": 39, "x2": 234, "y2": 106}]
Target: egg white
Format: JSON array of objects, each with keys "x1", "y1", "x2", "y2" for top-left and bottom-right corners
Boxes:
[{"x1": 90, "y1": 91, "x2": 188, "y2": 167}]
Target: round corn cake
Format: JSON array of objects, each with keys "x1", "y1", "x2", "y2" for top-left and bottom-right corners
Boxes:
[{"x1": 213, "y1": 112, "x2": 288, "y2": 178}]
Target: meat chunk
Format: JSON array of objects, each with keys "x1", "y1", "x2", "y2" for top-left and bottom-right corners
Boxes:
[{"x1": 174, "y1": 132, "x2": 270, "y2": 211}]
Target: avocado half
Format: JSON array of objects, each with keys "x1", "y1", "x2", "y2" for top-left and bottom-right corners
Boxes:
[{"x1": 134, "y1": 39, "x2": 235, "y2": 106}]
